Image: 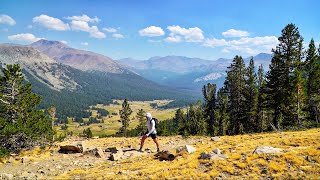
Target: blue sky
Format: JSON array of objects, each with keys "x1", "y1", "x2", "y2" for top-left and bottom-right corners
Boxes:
[{"x1": 0, "y1": 0, "x2": 319, "y2": 60}]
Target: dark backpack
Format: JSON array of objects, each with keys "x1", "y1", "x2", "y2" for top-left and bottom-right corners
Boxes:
[{"x1": 151, "y1": 118, "x2": 158, "y2": 129}]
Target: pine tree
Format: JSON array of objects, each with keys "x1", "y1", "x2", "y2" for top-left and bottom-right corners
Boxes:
[
  {"x1": 256, "y1": 64, "x2": 268, "y2": 132},
  {"x1": 0, "y1": 64, "x2": 53, "y2": 152},
  {"x1": 266, "y1": 23, "x2": 305, "y2": 129},
  {"x1": 135, "y1": 108, "x2": 146, "y2": 135},
  {"x1": 244, "y1": 58, "x2": 258, "y2": 132},
  {"x1": 225, "y1": 55, "x2": 246, "y2": 134},
  {"x1": 119, "y1": 99, "x2": 132, "y2": 137},
  {"x1": 174, "y1": 108, "x2": 186, "y2": 135},
  {"x1": 215, "y1": 88, "x2": 229, "y2": 135},
  {"x1": 305, "y1": 39, "x2": 320, "y2": 123},
  {"x1": 202, "y1": 83, "x2": 217, "y2": 135},
  {"x1": 187, "y1": 101, "x2": 206, "y2": 135}
]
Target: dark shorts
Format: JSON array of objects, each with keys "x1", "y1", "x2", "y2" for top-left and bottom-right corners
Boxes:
[{"x1": 146, "y1": 133, "x2": 157, "y2": 139}]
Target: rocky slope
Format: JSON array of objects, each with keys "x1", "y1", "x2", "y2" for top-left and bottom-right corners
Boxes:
[{"x1": 30, "y1": 40, "x2": 125, "y2": 73}]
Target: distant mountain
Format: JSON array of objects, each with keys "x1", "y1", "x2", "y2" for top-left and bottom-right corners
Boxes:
[
  {"x1": 117, "y1": 53, "x2": 273, "y2": 91},
  {"x1": 0, "y1": 44, "x2": 200, "y2": 117},
  {"x1": 30, "y1": 39, "x2": 125, "y2": 73}
]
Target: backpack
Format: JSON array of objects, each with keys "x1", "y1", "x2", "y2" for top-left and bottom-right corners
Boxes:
[{"x1": 151, "y1": 118, "x2": 158, "y2": 129}]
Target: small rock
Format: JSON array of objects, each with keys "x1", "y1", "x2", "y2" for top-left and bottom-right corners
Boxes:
[
  {"x1": 105, "y1": 147, "x2": 119, "y2": 153},
  {"x1": 213, "y1": 148, "x2": 222, "y2": 155},
  {"x1": 92, "y1": 136, "x2": 99, "y2": 139},
  {"x1": 21, "y1": 156, "x2": 30, "y2": 163},
  {"x1": 211, "y1": 137, "x2": 220, "y2": 141},
  {"x1": 261, "y1": 168, "x2": 268, "y2": 174},
  {"x1": 253, "y1": 146, "x2": 283, "y2": 154},
  {"x1": 110, "y1": 152, "x2": 123, "y2": 161},
  {"x1": 0, "y1": 173, "x2": 13, "y2": 180},
  {"x1": 185, "y1": 145, "x2": 196, "y2": 154}
]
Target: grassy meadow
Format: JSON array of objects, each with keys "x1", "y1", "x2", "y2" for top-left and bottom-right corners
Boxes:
[{"x1": 56, "y1": 100, "x2": 180, "y2": 136}]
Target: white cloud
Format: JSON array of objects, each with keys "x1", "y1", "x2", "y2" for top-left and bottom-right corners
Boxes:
[
  {"x1": 70, "y1": 20, "x2": 105, "y2": 38},
  {"x1": 65, "y1": 14, "x2": 100, "y2": 23},
  {"x1": 0, "y1": 14, "x2": 16, "y2": 26},
  {"x1": 81, "y1": 42, "x2": 89, "y2": 46},
  {"x1": 222, "y1": 29, "x2": 250, "y2": 38},
  {"x1": 203, "y1": 38, "x2": 228, "y2": 47},
  {"x1": 60, "y1": 40, "x2": 67, "y2": 44},
  {"x1": 165, "y1": 35, "x2": 182, "y2": 43},
  {"x1": 33, "y1": 14, "x2": 70, "y2": 31},
  {"x1": 139, "y1": 26, "x2": 165, "y2": 37},
  {"x1": 103, "y1": 27, "x2": 117, "y2": 33},
  {"x1": 166, "y1": 25, "x2": 204, "y2": 42},
  {"x1": 203, "y1": 36, "x2": 278, "y2": 55},
  {"x1": 112, "y1": 33, "x2": 124, "y2": 39},
  {"x1": 8, "y1": 33, "x2": 43, "y2": 43}
]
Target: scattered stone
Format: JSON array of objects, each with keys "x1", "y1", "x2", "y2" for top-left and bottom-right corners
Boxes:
[
  {"x1": 83, "y1": 147, "x2": 105, "y2": 158},
  {"x1": 213, "y1": 148, "x2": 222, "y2": 155},
  {"x1": 185, "y1": 145, "x2": 196, "y2": 154},
  {"x1": 176, "y1": 145, "x2": 196, "y2": 154},
  {"x1": 199, "y1": 148, "x2": 228, "y2": 160},
  {"x1": 59, "y1": 144, "x2": 83, "y2": 154},
  {"x1": 261, "y1": 168, "x2": 268, "y2": 174},
  {"x1": 0, "y1": 173, "x2": 13, "y2": 180},
  {"x1": 110, "y1": 151, "x2": 123, "y2": 161},
  {"x1": 92, "y1": 136, "x2": 99, "y2": 139},
  {"x1": 253, "y1": 146, "x2": 283, "y2": 154},
  {"x1": 211, "y1": 137, "x2": 220, "y2": 141},
  {"x1": 21, "y1": 156, "x2": 30, "y2": 163},
  {"x1": 105, "y1": 147, "x2": 119, "y2": 153}
]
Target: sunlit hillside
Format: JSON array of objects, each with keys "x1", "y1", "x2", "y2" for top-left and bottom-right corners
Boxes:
[
  {"x1": 55, "y1": 100, "x2": 180, "y2": 136},
  {"x1": 1, "y1": 128, "x2": 319, "y2": 179}
]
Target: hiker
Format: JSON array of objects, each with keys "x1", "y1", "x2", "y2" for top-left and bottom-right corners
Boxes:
[{"x1": 139, "y1": 112, "x2": 160, "y2": 152}]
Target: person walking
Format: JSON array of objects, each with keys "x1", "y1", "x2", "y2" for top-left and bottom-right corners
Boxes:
[{"x1": 139, "y1": 112, "x2": 160, "y2": 152}]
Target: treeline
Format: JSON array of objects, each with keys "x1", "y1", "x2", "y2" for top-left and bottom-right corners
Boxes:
[{"x1": 158, "y1": 23, "x2": 319, "y2": 136}]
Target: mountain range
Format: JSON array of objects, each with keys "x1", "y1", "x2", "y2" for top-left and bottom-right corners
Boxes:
[
  {"x1": 117, "y1": 53, "x2": 272, "y2": 90},
  {"x1": 0, "y1": 40, "x2": 199, "y2": 118}
]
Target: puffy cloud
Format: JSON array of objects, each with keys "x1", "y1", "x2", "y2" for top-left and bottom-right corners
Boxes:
[
  {"x1": 70, "y1": 20, "x2": 106, "y2": 38},
  {"x1": 165, "y1": 35, "x2": 182, "y2": 43},
  {"x1": 166, "y1": 25, "x2": 204, "y2": 43},
  {"x1": 0, "y1": 14, "x2": 16, "y2": 26},
  {"x1": 203, "y1": 38, "x2": 228, "y2": 47},
  {"x1": 8, "y1": 33, "x2": 43, "y2": 43},
  {"x1": 65, "y1": 14, "x2": 100, "y2": 23},
  {"x1": 33, "y1": 15, "x2": 70, "y2": 31},
  {"x1": 139, "y1": 26, "x2": 165, "y2": 37},
  {"x1": 81, "y1": 42, "x2": 89, "y2": 46},
  {"x1": 112, "y1": 33, "x2": 124, "y2": 39},
  {"x1": 222, "y1": 29, "x2": 250, "y2": 37},
  {"x1": 204, "y1": 36, "x2": 278, "y2": 55},
  {"x1": 103, "y1": 27, "x2": 117, "y2": 33}
]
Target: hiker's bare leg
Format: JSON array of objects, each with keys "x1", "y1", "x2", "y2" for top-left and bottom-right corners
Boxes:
[
  {"x1": 153, "y1": 138, "x2": 159, "y2": 149},
  {"x1": 140, "y1": 135, "x2": 147, "y2": 150}
]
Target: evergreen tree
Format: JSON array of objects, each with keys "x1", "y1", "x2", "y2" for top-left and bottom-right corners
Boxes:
[
  {"x1": 135, "y1": 108, "x2": 146, "y2": 135},
  {"x1": 187, "y1": 101, "x2": 206, "y2": 135},
  {"x1": 215, "y1": 88, "x2": 229, "y2": 135},
  {"x1": 0, "y1": 64, "x2": 53, "y2": 152},
  {"x1": 119, "y1": 99, "x2": 132, "y2": 137},
  {"x1": 202, "y1": 83, "x2": 217, "y2": 135},
  {"x1": 266, "y1": 24, "x2": 305, "y2": 129},
  {"x1": 305, "y1": 39, "x2": 320, "y2": 123},
  {"x1": 225, "y1": 55, "x2": 246, "y2": 134},
  {"x1": 244, "y1": 58, "x2": 258, "y2": 132},
  {"x1": 174, "y1": 108, "x2": 186, "y2": 135},
  {"x1": 256, "y1": 65, "x2": 268, "y2": 132}
]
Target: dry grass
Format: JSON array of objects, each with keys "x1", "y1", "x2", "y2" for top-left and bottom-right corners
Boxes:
[{"x1": 52, "y1": 128, "x2": 320, "y2": 179}]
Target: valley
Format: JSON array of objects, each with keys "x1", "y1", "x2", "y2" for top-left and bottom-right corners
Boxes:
[{"x1": 55, "y1": 100, "x2": 181, "y2": 137}]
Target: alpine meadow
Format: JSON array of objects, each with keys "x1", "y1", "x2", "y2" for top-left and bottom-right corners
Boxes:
[{"x1": 0, "y1": 0, "x2": 319, "y2": 179}]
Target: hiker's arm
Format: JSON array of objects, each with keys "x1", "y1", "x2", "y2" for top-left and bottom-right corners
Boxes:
[{"x1": 146, "y1": 120, "x2": 155, "y2": 136}]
